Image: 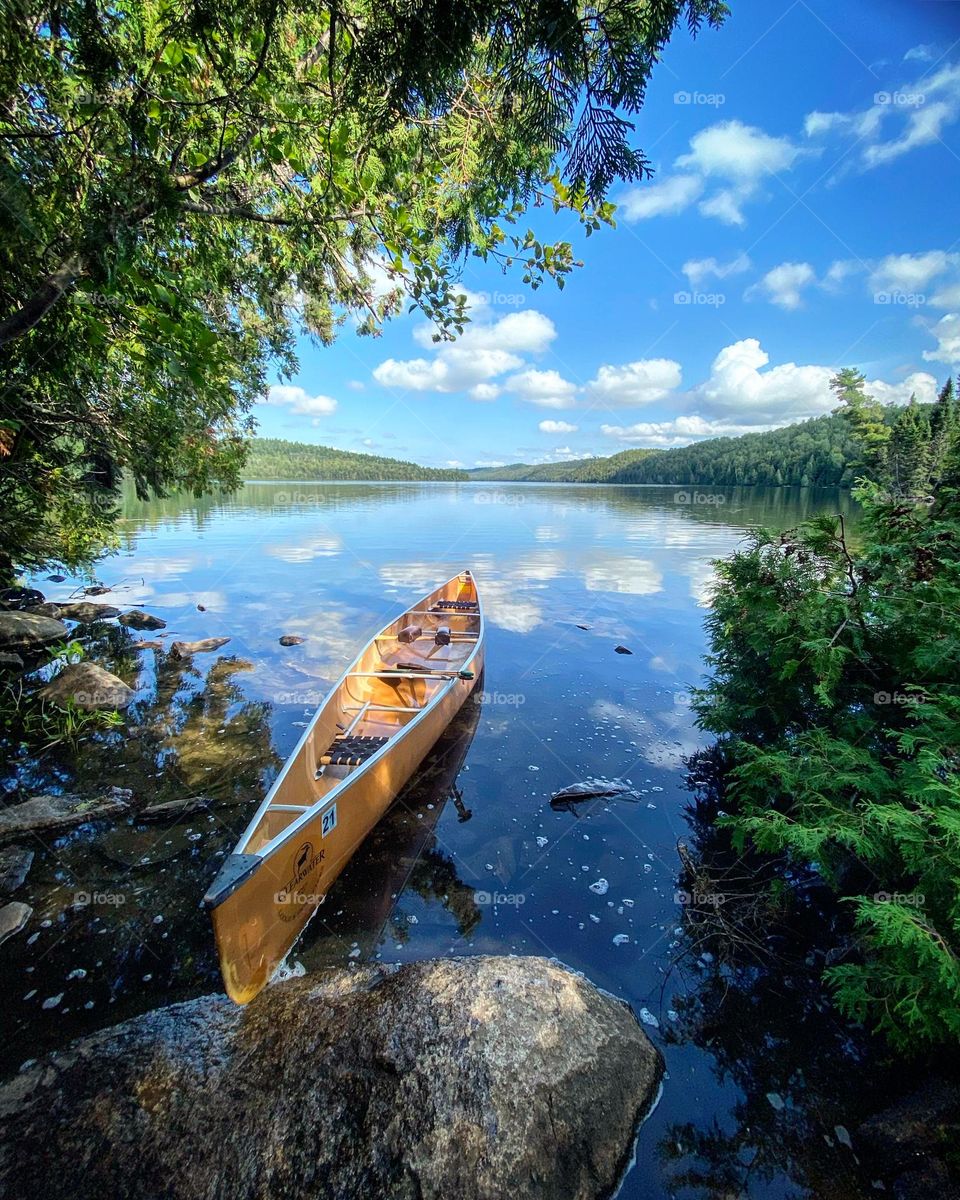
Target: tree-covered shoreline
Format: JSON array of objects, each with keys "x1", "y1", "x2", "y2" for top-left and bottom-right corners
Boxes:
[
  {"x1": 692, "y1": 373, "x2": 960, "y2": 1048},
  {"x1": 242, "y1": 438, "x2": 468, "y2": 481}
]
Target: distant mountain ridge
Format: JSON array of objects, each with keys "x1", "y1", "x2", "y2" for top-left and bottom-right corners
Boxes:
[
  {"x1": 243, "y1": 412, "x2": 871, "y2": 487},
  {"x1": 243, "y1": 438, "x2": 469, "y2": 481},
  {"x1": 468, "y1": 413, "x2": 864, "y2": 487}
]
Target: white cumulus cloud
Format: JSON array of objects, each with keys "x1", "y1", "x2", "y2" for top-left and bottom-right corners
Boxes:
[
  {"x1": 374, "y1": 310, "x2": 556, "y2": 396},
  {"x1": 682, "y1": 253, "x2": 751, "y2": 289},
  {"x1": 869, "y1": 250, "x2": 957, "y2": 295},
  {"x1": 539, "y1": 419, "x2": 578, "y2": 434},
  {"x1": 265, "y1": 385, "x2": 338, "y2": 417},
  {"x1": 693, "y1": 338, "x2": 835, "y2": 423},
  {"x1": 676, "y1": 119, "x2": 799, "y2": 179},
  {"x1": 622, "y1": 120, "x2": 801, "y2": 226},
  {"x1": 805, "y1": 62, "x2": 960, "y2": 171},
  {"x1": 507, "y1": 368, "x2": 578, "y2": 410},
  {"x1": 619, "y1": 174, "x2": 703, "y2": 220},
  {"x1": 922, "y1": 313, "x2": 960, "y2": 365},
  {"x1": 601, "y1": 415, "x2": 772, "y2": 447},
  {"x1": 584, "y1": 359, "x2": 682, "y2": 408},
  {"x1": 747, "y1": 261, "x2": 817, "y2": 310}
]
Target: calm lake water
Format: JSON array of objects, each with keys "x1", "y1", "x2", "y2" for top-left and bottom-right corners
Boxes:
[{"x1": 7, "y1": 481, "x2": 881, "y2": 1200}]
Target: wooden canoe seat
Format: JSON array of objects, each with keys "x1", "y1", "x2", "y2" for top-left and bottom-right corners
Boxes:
[{"x1": 319, "y1": 734, "x2": 389, "y2": 767}]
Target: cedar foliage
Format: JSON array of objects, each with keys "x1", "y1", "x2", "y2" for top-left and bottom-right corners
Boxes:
[{"x1": 694, "y1": 372, "x2": 960, "y2": 1048}]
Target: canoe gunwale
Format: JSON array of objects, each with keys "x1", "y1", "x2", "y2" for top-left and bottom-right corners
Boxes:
[{"x1": 220, "y1": 571, "x2": 483, "y2": 884}]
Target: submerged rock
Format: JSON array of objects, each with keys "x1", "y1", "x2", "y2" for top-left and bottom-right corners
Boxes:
[
  {"x1": 0, "y1": 955, "x2": 661, "y2": 1200},
  {"x1": 0, "y1": 846, "x2": 34, "y2": 893},
  {"x1": 613, "y1": 645, "x2": 633, "y2": 655},
  {"x1": 0, "y1": 901, "x2": 31, "y2": 946},
  {"x1": 118, "y1": 610, "x2": 167, "y2": 631},
  {"x1": 40, "y1": 662, "x2": 134, "y2": 711},
  {"x1": 170, "y1": 637, "x2": 230, "y2": 658},
  {"x1": 57, "y1": 601, "x2": 120, "y2": 623},
  {"x1": 0, "y1": 611, "x2": 68, "y2": 652},
  {"x1": 0, "y1": 790, "x2": 132, "y2": 843},
  {"x1": 278, "y1": 634, "x2": 305, "y2": 646},
  {"x1": 139, "y1": 795, "x2": 212, "y2": 822},
  {"x1": 551, "y1": 779, "x2": 641, "y2": 811}
]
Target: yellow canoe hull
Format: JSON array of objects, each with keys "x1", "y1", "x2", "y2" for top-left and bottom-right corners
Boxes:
[{"x1": 205, "y1": 571, "x2": 483, "y2": 1004}]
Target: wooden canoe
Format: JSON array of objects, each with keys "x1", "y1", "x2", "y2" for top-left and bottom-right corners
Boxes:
[{"x1": 203, "y1": 570, "x2": 484, "y2": 1003}]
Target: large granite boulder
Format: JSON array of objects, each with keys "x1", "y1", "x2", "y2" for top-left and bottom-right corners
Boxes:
[{"x1": 0, "y1": 956, "x2": 662, "y2": 1200}]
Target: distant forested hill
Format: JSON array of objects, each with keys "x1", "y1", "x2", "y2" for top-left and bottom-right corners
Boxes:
[
  {"x1": 243, "y1": 439, "x2": 469, "y2": 481},
  {"x1": 468, "y1": 448, "x2": 659, "y2": 482},
  {"x1": 469, "y1": 414, "x2": 865, "y2": 487}
]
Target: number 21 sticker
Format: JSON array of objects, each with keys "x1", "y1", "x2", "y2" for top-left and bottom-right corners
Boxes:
[{"x1": 321, "y1": 804, "x2": 337, "y2": 837}]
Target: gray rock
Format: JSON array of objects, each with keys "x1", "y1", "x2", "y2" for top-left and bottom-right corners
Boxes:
[
  {"x1": 0, "y1": 652, "x2": 24, "y2": 671},
  {"x1": 170, "y1": 637, "x2": 230, "y2": 658},
  {"x1": 0, "y1": 901, "x2": 31, "y2": 946},
  {"x1": 279, "y1": 634, "x2": 305, "y2": 646},
  {"x1": 23, "y1": 603, "x2": 62, "y2": 618},
  {"x1": 0, "y1": 845, "x2": 34, "y2": 893},
  {"x1": 0, "y1": 790, "x2": 132, "y2": 843},
  {"x1": 56, "y1": 602, "x2": 120, "y2": 622},
  {"x1": 0, "y1": 956, "x2": 661, "y2": 1200},
  {"x1": 40, "y1": 662, "x2": 134, "y2": 711},
  {"x1": 0, "y1": 611, "x2": 68, "y2": 652},
  {"x1": 118, "y1": 610, "x2": 167, "y2": 631}
]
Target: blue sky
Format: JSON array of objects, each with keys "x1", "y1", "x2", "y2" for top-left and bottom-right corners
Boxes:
[{"x1": 252, "y1": 0, "x2": 960, "y2": 469}]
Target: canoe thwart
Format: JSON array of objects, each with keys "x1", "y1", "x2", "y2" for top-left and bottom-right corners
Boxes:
[
  {"x1": 319, "y1": 734, "x2": 389, "y2": 767},
  {"x1": 203, "y1": 852, "x2": 261, "y2": 911}
]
